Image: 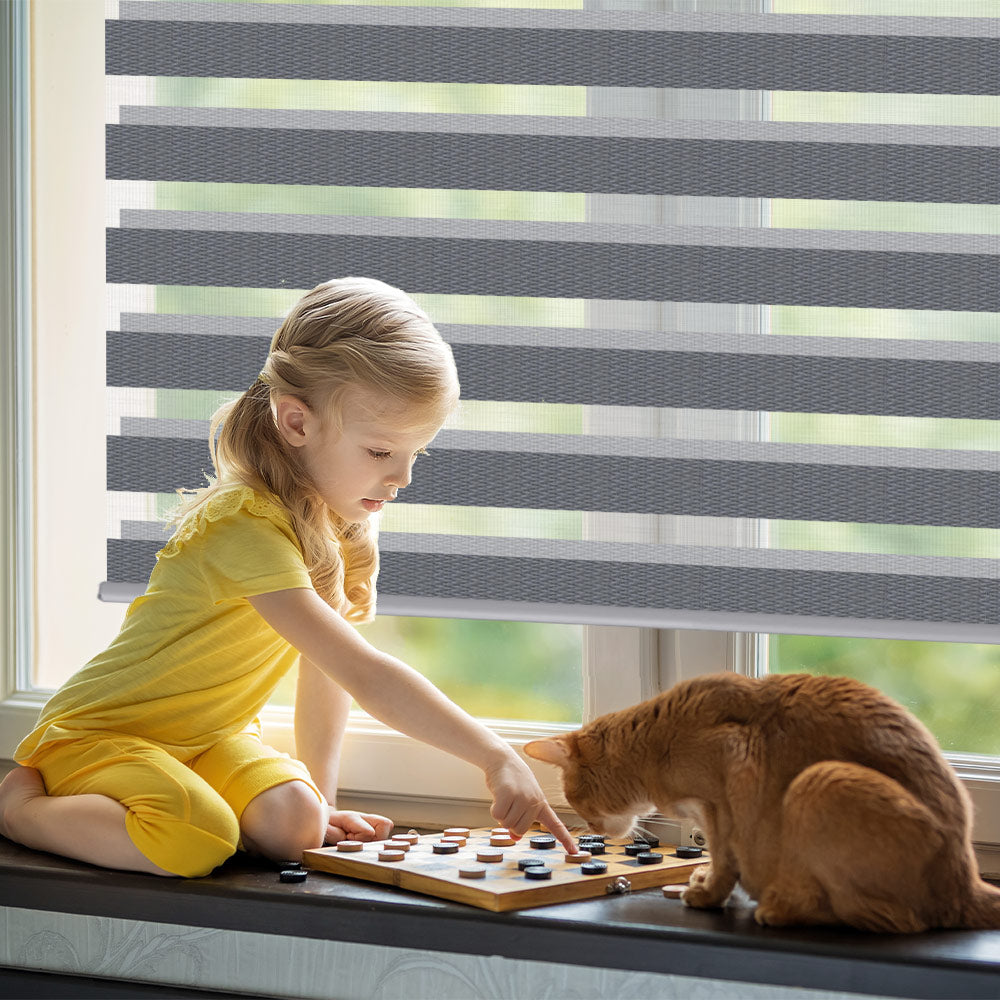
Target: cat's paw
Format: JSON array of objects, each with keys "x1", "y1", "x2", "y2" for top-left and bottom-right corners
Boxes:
[
  {"x1": 753, "y1": 903, "x2": 788, "y2": 927},
  {"x1": 681, "y1": 864, "x2": 732, "y2": 909},
  {"x1": 687, "y1": 863, "x2": 711, "y2": 888},
  {"x1": 681, "y1": 882, "x2": 725, "y2": 909},
  {"x1": 754, "y1": 887, "x2": 832, "y2": 929}
]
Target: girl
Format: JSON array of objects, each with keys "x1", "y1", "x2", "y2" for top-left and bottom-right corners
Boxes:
[{"x1": 0, "y1": 277, "x2": 575, "y2": 877}]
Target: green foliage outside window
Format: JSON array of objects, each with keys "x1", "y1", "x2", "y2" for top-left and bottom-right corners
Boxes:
[{"x1": 770, "y1": 635, "x2": 1000, "y2": 757}]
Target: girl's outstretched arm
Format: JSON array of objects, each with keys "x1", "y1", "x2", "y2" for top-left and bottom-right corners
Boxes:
[
  {"x1": 294, "y1": 656, "x2": 392, "y2": 843},
  {"x1": 294, "y1": 656, "x2": 350, "y2": 799},
  {"x1": 249, "y1": 587, "x2": 575, "y2": 853}
]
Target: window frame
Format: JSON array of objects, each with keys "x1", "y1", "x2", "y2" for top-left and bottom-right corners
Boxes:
[{"x1": 0, "y1": 0, "x2": 35, "y2": 757}]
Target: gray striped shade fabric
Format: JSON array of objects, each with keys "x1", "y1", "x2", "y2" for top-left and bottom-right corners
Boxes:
[{"x1": 103, "y1": 2, "x2": 1000, "y2": 643}]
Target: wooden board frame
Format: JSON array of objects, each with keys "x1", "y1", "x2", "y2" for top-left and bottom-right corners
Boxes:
[{"x1": 304, "y1": 828, "x2": 708, "y2": 912}]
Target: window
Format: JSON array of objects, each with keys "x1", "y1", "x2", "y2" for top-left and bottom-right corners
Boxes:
[{"x1": 3, "y1": 0, "x2": 998, "y2": 853}]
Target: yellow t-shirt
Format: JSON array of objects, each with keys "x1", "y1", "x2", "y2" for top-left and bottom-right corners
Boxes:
[{"x1": 16, "y1": 485, "x2": 314, "y2": 763}]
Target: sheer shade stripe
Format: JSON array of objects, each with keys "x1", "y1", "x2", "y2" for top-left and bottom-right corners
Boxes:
[
  {"x1": 110, "y1": 3, "x2": 998, "y2": 34},
  {"x1": 117, "y1": 109, "x2": 1000, "y2": 147},
  {"x1": 104, "y1": 3, "x2": 1000, "y2": 641},
  {"x1": 114, "y1": 420, "x2": 1000, "y2": 473},
  {"x1": 117, "y1": 519, "x2": 999, "y2": 583},
  {"x1": 115, "y1": 213, "x2": 996, "y2": 252},
  {"x1": 117, "y1": 315, "x2": 1000, "y2": 361}
]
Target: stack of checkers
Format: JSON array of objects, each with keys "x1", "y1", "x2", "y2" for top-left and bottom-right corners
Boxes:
[{"x1": 620, "y1": 834, "x2": 665, "y2": 865}]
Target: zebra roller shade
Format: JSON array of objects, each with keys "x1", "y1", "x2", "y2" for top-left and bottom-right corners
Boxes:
[{"x1": 104, "y1": 2, "x2": 1000, "y2": 642}]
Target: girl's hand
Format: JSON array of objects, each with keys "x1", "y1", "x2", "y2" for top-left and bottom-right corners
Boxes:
[
  {"x1": 484, "y1": 752, "x2": 577, "y2": 855},
  {"x1": 324, "y1": 808, "x2": 393, "y2": 845}
]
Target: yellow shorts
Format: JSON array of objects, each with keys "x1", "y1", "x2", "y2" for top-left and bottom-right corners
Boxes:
[{"x1": 27, "y1": 725, "x2": 322, "y2": 877}]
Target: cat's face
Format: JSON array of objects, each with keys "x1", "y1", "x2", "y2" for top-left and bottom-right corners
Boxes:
[{"x1": 524, "y1": 733, "x2": 654, "y2": 838}]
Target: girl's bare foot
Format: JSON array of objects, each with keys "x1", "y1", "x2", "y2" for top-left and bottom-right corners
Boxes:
[
  {"x1": 0, "y1": 765, "x2": 47, "y2": 842},
  {"x1": 0, "y1": 765, "x2": 175, "y2": 874}
]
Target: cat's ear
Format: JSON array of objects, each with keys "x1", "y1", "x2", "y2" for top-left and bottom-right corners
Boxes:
[{"x1": 524, "y1": 736, "x2": 573, "y2": 768}]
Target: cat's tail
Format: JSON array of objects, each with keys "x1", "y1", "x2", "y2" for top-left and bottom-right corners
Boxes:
[{"x1": 960, "y1": 882, "x2": 1000, "y2": 930}]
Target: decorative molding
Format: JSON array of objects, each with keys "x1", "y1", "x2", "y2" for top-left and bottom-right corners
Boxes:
[{"x1": 0, "y1": 906, "x2": 879, "y2": 1000}]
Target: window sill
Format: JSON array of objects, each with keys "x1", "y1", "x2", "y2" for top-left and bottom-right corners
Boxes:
[{"x1": 1, "y1": 836, "x2": 1000, "y2": 999}]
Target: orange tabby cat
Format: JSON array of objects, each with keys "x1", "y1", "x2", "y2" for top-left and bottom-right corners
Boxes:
[{"x1": 525, "y1": 672, "x2": 1000, "y2": 933}]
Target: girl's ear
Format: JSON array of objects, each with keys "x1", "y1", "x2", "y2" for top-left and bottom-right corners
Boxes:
[
  {"x1": 524, "y1": 736, "x2": 573, "y2": 769},
  {"x1": 273, "y1": 395, "x2": 313, "y2": 448}
]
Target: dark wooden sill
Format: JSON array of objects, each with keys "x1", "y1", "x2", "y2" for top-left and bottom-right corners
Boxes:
[{"x1": 2, "y1": 836, "x2": 1000, "y2": 999}]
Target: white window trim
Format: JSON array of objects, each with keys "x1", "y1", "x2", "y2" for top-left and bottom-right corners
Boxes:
[{"x1": 0, "y1": 0, "x2": 36, "y2": 759}]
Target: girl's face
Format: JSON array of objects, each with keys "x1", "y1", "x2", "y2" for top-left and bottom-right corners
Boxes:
[{"x1": 276, "y1": 388, "x2": 446, "y2": 523}]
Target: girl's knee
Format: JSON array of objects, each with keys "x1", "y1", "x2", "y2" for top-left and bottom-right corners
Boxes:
[
  {"x1": 127, "y1": 792, "x2": 240, "y2": 877},
  {"x1": 242, "y1": 780, "x2": 326, "y2": 859}
]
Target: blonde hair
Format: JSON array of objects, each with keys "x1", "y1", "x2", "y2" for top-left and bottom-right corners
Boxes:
[{"x1": 172, "y1": 277, "x2": 460, "y2": 623}]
